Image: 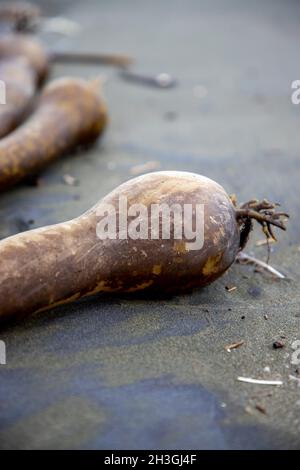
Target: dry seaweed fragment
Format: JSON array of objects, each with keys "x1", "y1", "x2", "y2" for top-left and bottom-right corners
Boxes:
[{"x1": 225, "y1": 341, "x2": 244, "y2": 352}]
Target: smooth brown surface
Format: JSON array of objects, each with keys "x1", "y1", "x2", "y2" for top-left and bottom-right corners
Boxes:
[
  {"x1": 0, "y1": 171, "x2": 240, "y2": 320},
  {"x1": 0, "y1": 56, "x2": 36, "y2": 137},
  {"x1": 0, "y1": 77, "x2": 108, "y2": 190},
  {"x1": 0, "y1": 34, "x2": 48, "y2": 82},
  {"x1": 0, "y1": 34, "x2": 49, "y2": 137}
]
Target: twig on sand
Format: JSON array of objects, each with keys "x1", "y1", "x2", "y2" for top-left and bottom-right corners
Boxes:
[
  {"x1": 237, "y1": 376, "x2": 283, "y2": 386},
  {"x1": 225, "y1": 340, "x2": 244, "y2": 352},
  {"x1": 225, "y1": 285, "x2": 237, "y2": 293},
  {"x1": 236, "y1": 252, "x2": 285, "y2": 279}
]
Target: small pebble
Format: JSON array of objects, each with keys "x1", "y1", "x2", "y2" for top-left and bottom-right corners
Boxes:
[
  {"x1": 156, "y1": 73, "x2": 175, "y2": 88},
  {"x1": 62, "y1": 174, "x2": 79, "y2": 186}
]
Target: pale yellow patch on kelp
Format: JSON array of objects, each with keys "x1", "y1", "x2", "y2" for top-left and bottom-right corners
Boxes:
[{"x1": 202, "y1": 254, "x2": 223, "y2": 276}]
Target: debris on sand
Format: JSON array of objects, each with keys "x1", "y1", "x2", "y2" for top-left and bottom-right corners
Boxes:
[
  {"x1": 62, "y1": 174, "x2": 79, "y2": 186},
  {"x1": 237, "y1": 377, "x2": 283, "y2": 386},
  {"x1": 225, "y1": 285, "x2": 237, "y2": 293},
  {"x1": 225, "y1": 340, "x2": 244, "y2": 352},
  {"x1": 236, "y1": 252, "x2": 285, "y2": 279},
  {"x1": 255, "y1": 238, "x2": 276, "y2": 247},
  {"x1": 255, "y1": 404, "x2": 267, "y2": 415}
]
